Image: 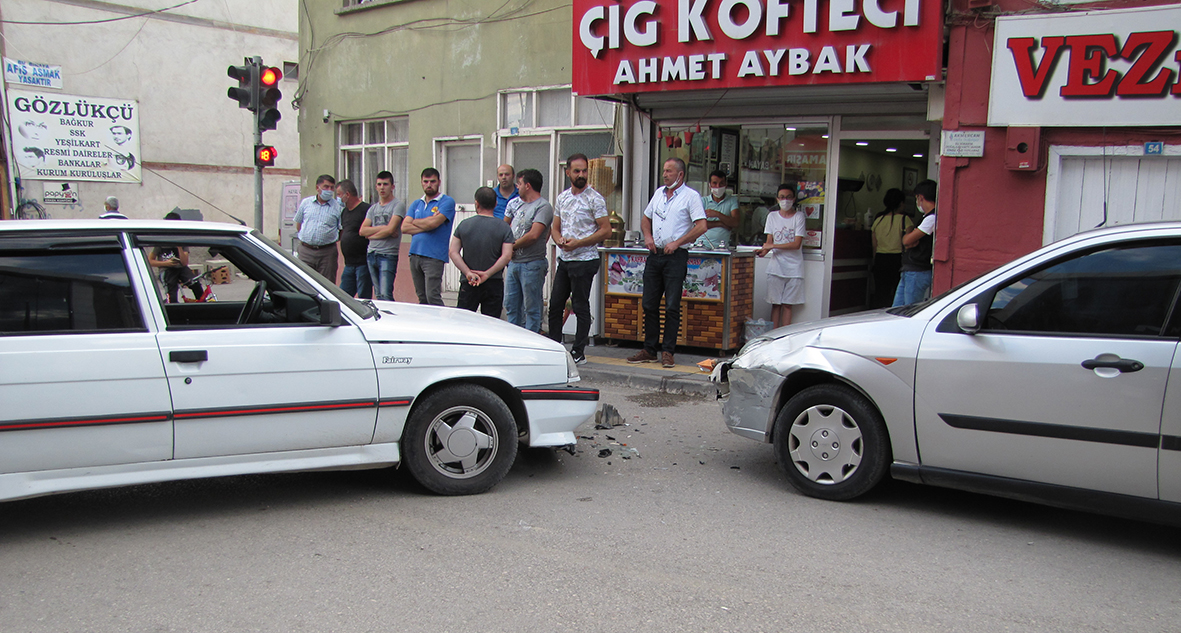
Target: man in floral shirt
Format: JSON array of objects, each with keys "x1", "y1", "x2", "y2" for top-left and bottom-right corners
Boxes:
[{"x1": 548, "y1": 153, "x2": 611, "y2": 364}]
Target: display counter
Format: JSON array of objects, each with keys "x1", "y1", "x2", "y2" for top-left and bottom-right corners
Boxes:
[{"x1": 599, "y1": 247, "x2": 755, "y2": 351}]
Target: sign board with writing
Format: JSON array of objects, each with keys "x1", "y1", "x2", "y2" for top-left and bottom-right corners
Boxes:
[
  {"x1": 941, "y1": 130, "x2": 986, "y2": 157},
  {"x1": 42, "y1": 183, "x2": 80, "y2": 204},
  {"x1": 6, "y1": 90, "x2": 141, "y2": 183},
  {"x1": 989, "y1": 5, "x2": 1181, "y2": 127},
  {"x1": 572, "y1": 0, "x2": 943, "y2": 96},
  {"x1": 4, "y1": 58, "x2": 63, "y2": 89}
]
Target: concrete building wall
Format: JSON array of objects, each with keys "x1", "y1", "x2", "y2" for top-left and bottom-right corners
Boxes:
[
  {"x1": 1, "y1": 0, "x2": 298, "y2": 235},
  {"x1": 297, "y1": 0, "x2": 573, "y2": 195}
]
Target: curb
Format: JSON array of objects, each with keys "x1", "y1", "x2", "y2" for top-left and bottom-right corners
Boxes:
[{"x1": 578, "y1": 363, "x2": 719, "y2": 398}]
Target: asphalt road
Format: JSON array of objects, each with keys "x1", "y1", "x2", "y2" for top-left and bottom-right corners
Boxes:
[{"x1": 1, "y1": 381, "x2": 1178, "y2": 633}]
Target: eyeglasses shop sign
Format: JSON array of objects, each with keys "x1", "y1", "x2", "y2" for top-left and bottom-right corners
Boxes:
[
  {"x1": 6, "y1": 90, "x2": 141, "y2": 183},
  {"x1": 989, "y1": 5, "x2": 1181, "y2": 127},
  {"x1": 571, "y1": 0, "x2": 943, "y2": 96}
]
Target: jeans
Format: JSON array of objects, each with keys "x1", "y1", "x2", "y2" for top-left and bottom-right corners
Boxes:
[
  {"x1": 504, "y1": 258, "x2": 548, "y2": 332},
  {"x1": 409, "y1": 254, "x2": 445, "y2": 306},
  {"x1": 457, "y1": 278, "x2": 505, "y2": 317},
  {"x1": 642, "y1": 249, "x2": 689, "y2": 355},
  {"x1": 340, "y1": 263, "x2": 372, "y2": 299},
  {"x1": 548, "y1": 258, "x2": 600, "y2": 357},
  {"x1": 893, "y1": 269, "x2": 933, "y2": 307},
  {"x1": 367, "y1": 252, "x2": 398, "y2": 301}
]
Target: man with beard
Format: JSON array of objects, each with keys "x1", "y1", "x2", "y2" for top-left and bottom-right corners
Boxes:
[
  {"x1": 547, "y1": 154, "x2": 611, "y2": 364},
  {"x1": 401, "y1": 168, "x2": 455, "y2": 305}
]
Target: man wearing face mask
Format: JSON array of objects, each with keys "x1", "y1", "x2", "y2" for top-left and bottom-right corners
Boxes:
[
  {"x1": 699, "y1": 169, "x2": 738, "y2": 249},
  {"x1": 294, "y1": 174, "x2": 344, "y2": 283},
  {"x1": 893, "y1": 179, "x2": 938, "y2": 307},
  {"x1": 627, "y1": 157, "x2": 707, "y2": 369},
  {"x1": 549, "y1": 153, "x2": 611, "y2": 365}
]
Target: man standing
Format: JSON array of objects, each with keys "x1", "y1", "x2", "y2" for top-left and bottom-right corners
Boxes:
[
  {"x1": 893, "y1": 179, "x2": 938, "y2": 307},
  {"x1": 99, "y1": 197, "x2": 127, "y2": 219},
  {"x1": 699, "y1": 169, "x2": 738, "y2": 249},
  {"x1": 548, "y1": 154, "x2": 611, "y2": 364},
  {"x1": 335, "y1": 179, "x2": 372, "y2": 299},
  {"x1": 627, "y1": 158, "x2": 707, "y2": 368},
  {"x1": 294, "y1": 174, "x2": 343, "y2": 283},
  {"x1": 503, "y1": 168, "x2": 553, "y2": 332},
  {"x1": 493, "y1": 164, "x2": 518, "y2": 220},
  {"x1": 401, "y1": 168, "x2": 455, "y2": 306},
  {"x1": 450, "y1": 187, "x2": 516, "y2": 316},
  {"x1": 360, "y1": 171, "x2": 406, "y2": 301}
]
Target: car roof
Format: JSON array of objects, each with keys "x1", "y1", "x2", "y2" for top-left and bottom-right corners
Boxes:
[{"x1": 0, "y1": 219, "x2": 252, "y2": 234}]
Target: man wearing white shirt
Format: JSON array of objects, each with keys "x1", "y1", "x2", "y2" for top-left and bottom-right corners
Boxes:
[{"x1": 627, "y1": 158, "x2": 707, "y2": 368}]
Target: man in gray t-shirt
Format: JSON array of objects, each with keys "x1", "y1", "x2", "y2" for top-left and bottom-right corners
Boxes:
[
  {"x1": 360, "y1": 171, "x2": 408, "y2": 301},
  {"x1": 450, "y1": 187, "x2": 515, "y2": 316},
  {"x1": 503, "y1": 168, "x2": 553, "y2": 332}
]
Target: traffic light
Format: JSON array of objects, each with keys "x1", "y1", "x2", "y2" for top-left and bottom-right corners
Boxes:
[
  {"x1": 227, "y1": 61, "x2": 257, "y2": 111},
  {"x1": 254, "y1": 144, "x2": 277, "y2": 167},
  {"x1": 256, "y1": 66, "x2": 282, "y2": 132}
]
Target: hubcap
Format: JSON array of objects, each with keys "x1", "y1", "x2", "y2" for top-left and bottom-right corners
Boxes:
[
  {"x1": 424, "y1": 407, "x2": 498, "y2": 479},
  {"x1": 787, "y1": 404, "x2": 863, "y2": 484}
]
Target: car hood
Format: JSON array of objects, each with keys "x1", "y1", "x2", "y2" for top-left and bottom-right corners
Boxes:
[
  {"x1": 354, "y1": 300, "x2": 567, "y2": 351},
  {"x1": 762, "y1": 308, "x2": 901, "y2": 341}
]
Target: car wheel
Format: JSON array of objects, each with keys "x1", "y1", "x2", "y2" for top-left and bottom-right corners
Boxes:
[
  {"x1": 403, "y1": 384, "x2": 518, "y2": 495},
  {"x1": 772, "y1": 384, "x2": 889, "y2": 501}
]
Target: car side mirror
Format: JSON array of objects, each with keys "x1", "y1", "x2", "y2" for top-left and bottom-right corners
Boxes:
[
  {"x1": 319, "y1": 299, "x2": 342, "y2": 326},
  {"x1": 956, "y1": 303, "x2": 981, "y2": 335}
]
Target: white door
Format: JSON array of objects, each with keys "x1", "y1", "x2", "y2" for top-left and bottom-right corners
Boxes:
[
  {"x1": 0, "y1": 245, "x2": 172, "y2": 473},
  {"x1": 135, "y1": 233, "x2": 379, "y2": 460},
  {"x1": 914, "y1": 239, "x2": 1180, "y2": 498},
  {"x1": 1046, "y1": 152, "x2": 1181, "y2": 244}
]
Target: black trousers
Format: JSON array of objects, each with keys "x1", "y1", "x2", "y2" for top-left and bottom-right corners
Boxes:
[
  {"x1": 641, "y1": 249, "x2": 689, "y2": 355},
  {"x1": 456, "y1": 278, "x2": 505, "y2": 317},
  {"x1": 548, "y1": 258, "x2": 600, "y2": 356}
]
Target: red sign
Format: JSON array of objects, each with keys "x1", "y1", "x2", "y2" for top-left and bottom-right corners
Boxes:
[{"x1": 572, "y1": 0, "x2": 943, "y2": 96}]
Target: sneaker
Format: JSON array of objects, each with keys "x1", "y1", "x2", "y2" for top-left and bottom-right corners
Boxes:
[
  {"x1": 571, "y1": 353, "x2": 587, "y2": 365},
  {"x1": 662, "y1": 352, "x2": 675, "y2": 368},
  {"x1": 627, "y1": 350, "x2": 657, "y2": 364}
]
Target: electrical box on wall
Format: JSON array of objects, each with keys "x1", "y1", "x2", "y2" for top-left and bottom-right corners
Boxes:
[{"x1": 1005, "y1": 127, "x2": 1041, "y2": 171}]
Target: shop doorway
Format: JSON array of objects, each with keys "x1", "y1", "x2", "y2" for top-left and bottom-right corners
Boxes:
[{"x1": 834, "y1": 135, "x2": 931, "y2": 311}]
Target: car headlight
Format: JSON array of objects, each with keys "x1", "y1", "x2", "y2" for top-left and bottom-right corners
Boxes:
[{"x1": 566, "y1": 352, "x2": 581, "y2": 383}]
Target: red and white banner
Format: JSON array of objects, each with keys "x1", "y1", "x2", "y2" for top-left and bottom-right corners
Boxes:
[
  {"x1": 989, "y1": 5, "x2": 1181, "y2": 127},
  {"x1": 572, "y1": 0, "x2": 943, "y2": 96}
]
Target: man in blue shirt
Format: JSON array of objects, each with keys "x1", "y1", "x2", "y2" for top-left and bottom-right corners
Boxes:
[
  {"x1": 493, "y1": 163, "x2": 518, "y2": 220},
  {"x1": 294, "y1": 174, "x2": 343, "y2": 283},
  {"x1": 401, "y1": 168, "x2": 456, "y2": 305}
]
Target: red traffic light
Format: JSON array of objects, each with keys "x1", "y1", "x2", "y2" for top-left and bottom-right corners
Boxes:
[
  {"x1": 255, "y1": 144, "x2": 277, "y2": 167},
  {"x1": 260, "y1": 66, "x2": 282, "y2": 86}
]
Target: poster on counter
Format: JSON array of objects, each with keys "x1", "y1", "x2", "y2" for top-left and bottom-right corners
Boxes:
[
  {"x1": 606, "y1": 252, "x2": 723, "y2": 300},
  {"x1": 7, "y1": 89, "x2": 141, "y2": 183}
]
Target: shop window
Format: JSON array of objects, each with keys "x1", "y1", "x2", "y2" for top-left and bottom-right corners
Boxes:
[
  {"x1": 339, "y1": 117, "x2": 410, "y2": 205},
  {"x1": 660, "y1": 124, "x2": 828, "y2": 247}
]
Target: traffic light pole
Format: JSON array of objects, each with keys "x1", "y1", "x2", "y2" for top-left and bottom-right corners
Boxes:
[{"x1": 251, "y1": 56, "x2": 264, "y2": 232}]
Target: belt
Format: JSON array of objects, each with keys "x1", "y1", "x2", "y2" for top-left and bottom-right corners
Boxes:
[{"x1": 303, "y1": 241, "x2": 335, "y2": 249}]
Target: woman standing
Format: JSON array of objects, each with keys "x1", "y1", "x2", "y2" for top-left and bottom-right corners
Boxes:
[{"x1": 869, "y1": 188, "x2": 914, "y2": 309}]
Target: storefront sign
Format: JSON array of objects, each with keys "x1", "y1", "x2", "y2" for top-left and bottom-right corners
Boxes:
[
  {"x1": 572, "y1": 0, "x2": 944, "y2": 95},
  {"x1": 941, "y1": 130, "x2": 985, "y2": 157},
  {"x1": 42, "y1": 182, "x2": 79, "y2": 204},
  {"x1": 6, "y1": 90, "x2": 141, "y2": 183},
  {"x1": 4, "y1": 58, "x2": 63, "y2": 89},
  {"x1": 989, "y1": 5, "x2": 1181, "y2": 127}
]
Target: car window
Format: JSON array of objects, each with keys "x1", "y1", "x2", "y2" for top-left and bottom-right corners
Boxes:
[
  {"x1": 985, "y1": 242, "x2": 1181, "y2": 337},
  {"x1": 0, "y1": 250, "x2": 144, "y2": 334},
  {"x1": 134, "y1": 233, "x2": 334, "y2": 329}
]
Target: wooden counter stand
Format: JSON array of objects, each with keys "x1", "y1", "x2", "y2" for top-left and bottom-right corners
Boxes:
[{"x1": 599, "y1": 247, "x2": 755, "y2": 352}]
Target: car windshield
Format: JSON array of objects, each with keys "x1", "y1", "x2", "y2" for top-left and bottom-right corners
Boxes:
[{"x1": 252, "y1": 231, "x2": 376, "y2": 319}]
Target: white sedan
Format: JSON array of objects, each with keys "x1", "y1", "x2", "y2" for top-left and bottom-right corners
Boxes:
[
  {"x1": 0, "y1": 220, "x2": 597, "y2": 500},
  {"x1": 716, "y1": 222, "x2": 1181, "y2": 526}
]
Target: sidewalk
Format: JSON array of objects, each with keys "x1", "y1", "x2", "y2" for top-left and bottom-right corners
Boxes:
[{"x1": 577, "y1": 341, "x2": 724, "y2": 398}]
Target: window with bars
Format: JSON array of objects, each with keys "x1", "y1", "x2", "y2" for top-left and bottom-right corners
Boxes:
[{"x1": 338, "y1": 117, "x2": 410, "y2": 206}]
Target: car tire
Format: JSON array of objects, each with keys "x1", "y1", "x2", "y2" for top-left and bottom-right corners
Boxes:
[
  {"x1": 402, "y1": 384, "x2": 518, "y2": 495},
  {"x1": 772, "y1": 383, "x2": 889, "y2": 501}
]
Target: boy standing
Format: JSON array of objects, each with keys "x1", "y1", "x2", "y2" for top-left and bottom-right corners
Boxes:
[{"x1": 757, "y1": 183, "x2": 807, "y2": 328}]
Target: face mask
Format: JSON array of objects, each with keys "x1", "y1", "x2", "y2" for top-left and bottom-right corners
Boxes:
[
  {"x1": 710, "y1": 187, "x2": 726, "y2": 198},
  {"x1": 319, "y1": 189, "x2": 335, "y2": 202},
  {"x1": 916, "y1": 199, "x2": 924, "y2": 213},
  {"x1": 778, "y1": 199, "x2": 793, "y2": 211}
]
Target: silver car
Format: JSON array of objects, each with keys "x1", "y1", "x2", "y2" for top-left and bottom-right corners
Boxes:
[{"x1": 716, "y1": 222, "x2": 1181, "y2": 525}]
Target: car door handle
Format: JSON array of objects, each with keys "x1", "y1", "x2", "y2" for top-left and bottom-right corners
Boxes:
[
  {"x1": 170, "y1": 350, "x2": 208, "y2": 363},
  {"x1": 1081, "y1": 357, "x2": 1143, "y2": 373}
]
